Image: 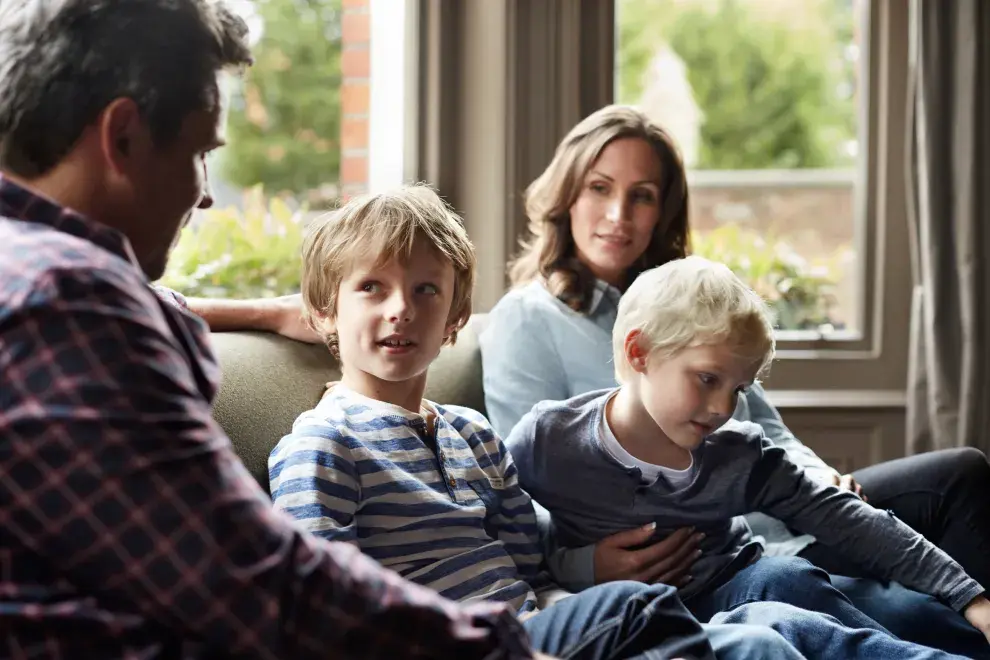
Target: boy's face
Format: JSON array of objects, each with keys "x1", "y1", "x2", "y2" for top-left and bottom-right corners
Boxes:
[
  {"x1": 334, "y1": 238, "x2": 458, "y2": 397},
  {"x1": 633, "y1": 341, "x2": 761, "y2": 451}
]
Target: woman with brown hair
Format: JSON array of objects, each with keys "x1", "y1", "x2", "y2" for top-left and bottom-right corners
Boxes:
[{"x1": 479, "y1": 104, "x2": 990, "y2": 657}]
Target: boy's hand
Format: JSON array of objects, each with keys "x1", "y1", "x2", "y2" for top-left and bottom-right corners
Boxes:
[
  {"x1": 593, "y1": 524, "x2": 703, "y2": 587},
  {"x1": 963, "y1": 594, "x2": 990, "y2": 644}
]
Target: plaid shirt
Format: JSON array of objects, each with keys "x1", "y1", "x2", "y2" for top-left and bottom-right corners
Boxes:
[{"x1": 0, "y1": 176, "x2": 533, "y2": 660}]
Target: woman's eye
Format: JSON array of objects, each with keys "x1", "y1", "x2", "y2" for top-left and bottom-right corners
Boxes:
[
  {"x1": 632, "y1": 190, "x2": 656, "y2": 204},
  {"x1": 590, "y1": 182, "x2": 609, "y2": 194}
]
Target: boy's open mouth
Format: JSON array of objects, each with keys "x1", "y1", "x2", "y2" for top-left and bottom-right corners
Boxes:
[{"x1": 378, "y1": 337, "x2": 416, "y2": 349}]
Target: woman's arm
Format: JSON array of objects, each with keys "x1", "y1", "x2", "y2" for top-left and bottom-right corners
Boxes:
[
  {"x1": 742, "y1": 383, "x2": 841, "y2": 479},
  {"x1": 480, "y1": 294, "x2": 569, "y2": 437}
]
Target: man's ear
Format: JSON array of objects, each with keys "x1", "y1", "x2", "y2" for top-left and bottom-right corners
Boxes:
[
  {"x1": 97, "y1": 98, "x2": 146, "y2": 176},
  {"x1": 624, "y1": 329, "x2": 651, "y2": 374}
]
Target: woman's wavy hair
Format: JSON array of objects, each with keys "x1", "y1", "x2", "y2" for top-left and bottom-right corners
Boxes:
[{"x1": 507, "y1": 105, "x2": 690, "y2": 312}]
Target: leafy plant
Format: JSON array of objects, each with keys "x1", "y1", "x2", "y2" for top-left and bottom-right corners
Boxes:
[
  {"x1": 220, "y1": 0, "x2": 343, "y2": 199},
  {"x1": 617, "y1": 0, "x2": 857, "y2": 169},
  {"x1": 159, "y1": 187, "x2": 307, "y2": 299},
  {"x1": 691, "y1": 224, "x2": 842, "y2": 331}
]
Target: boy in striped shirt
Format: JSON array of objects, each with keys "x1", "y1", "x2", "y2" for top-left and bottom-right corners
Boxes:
[{"x1": 266, "y1": 185, "x2": 815, "y2": 660}]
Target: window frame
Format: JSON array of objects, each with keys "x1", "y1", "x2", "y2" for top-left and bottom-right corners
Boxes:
[{"x1": 411, "y1": 0, "x2": 912, "y2": 395}]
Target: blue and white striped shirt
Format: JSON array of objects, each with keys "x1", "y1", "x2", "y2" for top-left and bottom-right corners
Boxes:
[{"x1": 269, "y1": 384, "x2": 546, "y2": 613}]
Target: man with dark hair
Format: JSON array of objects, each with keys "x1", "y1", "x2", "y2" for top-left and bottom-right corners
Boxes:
[{"x1": 0, "y1": 1, "x2": 537, "y2": 657}]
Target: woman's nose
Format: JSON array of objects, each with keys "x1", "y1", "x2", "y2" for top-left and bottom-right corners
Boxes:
[{"x1": 605, "y1": 197, "x2": 626, "y2": 224}]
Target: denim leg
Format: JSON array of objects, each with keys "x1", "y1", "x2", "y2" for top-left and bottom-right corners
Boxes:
[
  {"x1": 829, "y1": 576, "x2": 990, "y2": 660},
  {"x1": 710, "y1": 601, "x2": 969, "y2": 660},
  {"x1": 688, "y1": 557, "x2": 890, "y2": 635},
  {"x1": 701, "y1": 618, "x2": 807, "y2": 660},
  {"x1": 522, "y1": 581, "x2": 715, "y2": 660}
]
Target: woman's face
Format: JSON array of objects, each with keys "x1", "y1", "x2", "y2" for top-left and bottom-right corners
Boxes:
[{"x1": 569, "y1": 137, "x2": 663, "y2": 288}]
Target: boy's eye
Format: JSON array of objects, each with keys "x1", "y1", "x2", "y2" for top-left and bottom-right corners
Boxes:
[
  {"x1": 360, "y1": 282, "x2": 381, "y2": 293},
  {"x1": 698, "y1": 373, "x2": 718, "y2": 387},
  {"x1": 417, "y1": 283, "x2": 439, "y2": 295}
]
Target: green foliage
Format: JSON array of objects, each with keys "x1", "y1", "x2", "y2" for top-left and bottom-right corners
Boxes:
[
  {"x1": 691, "y1": 224, "x2": 841, "y2": 331},
  {"x1": 220, "y1": 0, "x2": 342, "y2": 197},
  {"x1": 617, "y1": 0, "x2": 856, "y2": 169},
  {"x1": 160, "y1": 188, "x2": 305, "y2": 299}
]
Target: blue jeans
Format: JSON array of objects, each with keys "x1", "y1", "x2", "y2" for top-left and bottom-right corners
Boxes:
[
  {"x1": 687, "y1": 557, "x2": 970, "y2": 659},
  {"x1": 830, "y1": 576, "x2": 990, "y2": 660},
  {"x1": 522, "y1": 581, "x2": 802, "y2": 660}
]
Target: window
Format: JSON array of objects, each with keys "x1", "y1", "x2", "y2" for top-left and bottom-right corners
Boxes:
[
  {"x1": 160, "y1": 0, "x2": 358, "y2": 299},
  {"x1": 615, "y1": 0, "x2": 866, "y2": 338}
]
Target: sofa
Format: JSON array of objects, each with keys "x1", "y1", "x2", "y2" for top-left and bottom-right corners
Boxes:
[{"x1": 209, "y1": 315, "x2": 491, "y2": 492}]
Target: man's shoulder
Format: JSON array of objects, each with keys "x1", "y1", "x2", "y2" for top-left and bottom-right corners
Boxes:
[{"x1": 0, "y1": 217, "x2": 148, "y2": 313}]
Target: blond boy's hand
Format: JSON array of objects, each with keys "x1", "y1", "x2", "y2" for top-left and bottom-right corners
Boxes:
[
  {"x1": 963, "y1": 594, "x2": 990, "y2": 644},
  {"x1": 593, "y1": 524, "x2": 703, "y2": 587}
]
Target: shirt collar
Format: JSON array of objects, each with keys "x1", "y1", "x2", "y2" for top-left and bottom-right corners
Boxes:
[
  {"x1": 587, "y1": 278, "x2": 622, "y2": 315},
  {"x1": 0, "y1": 175, "x2": 141, "y2": 270},
  {"x1": 325, "y1": 382, "x2": 436, "y2": 422}
]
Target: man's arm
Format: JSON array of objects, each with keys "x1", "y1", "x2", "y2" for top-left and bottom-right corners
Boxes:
[
  {"x1": 185, "y1": 293, "x2": 321, "y2": 343},
  {"x1": 0, "y1": 277, "x2": 532, "y2": 659}
]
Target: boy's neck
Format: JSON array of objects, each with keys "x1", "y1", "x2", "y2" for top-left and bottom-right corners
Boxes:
[
  {"x1": 341, "y1": 367, "x2": 429, "y2": 416},
  {"x1": 607, "y1": 386, "x2": 692, "y2": 470}
]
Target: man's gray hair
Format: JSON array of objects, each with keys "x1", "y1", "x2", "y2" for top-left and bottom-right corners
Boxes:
[{"x1": 0, "y1": 0, "x2": 253, "y2": 177}]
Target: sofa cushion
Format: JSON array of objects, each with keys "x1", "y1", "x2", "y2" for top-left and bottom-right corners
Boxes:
[{"x1": 210, "y1": 314, "x2": 488, "y2": 492}]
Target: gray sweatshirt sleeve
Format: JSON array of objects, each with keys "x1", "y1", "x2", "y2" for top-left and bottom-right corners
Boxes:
[{"x1": 746, "y1": 437, "x2": 985, "y2": 611}]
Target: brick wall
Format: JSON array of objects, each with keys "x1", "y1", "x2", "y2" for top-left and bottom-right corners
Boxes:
[{"x1": 341, "y1": 0, "x2": 370, "y2": 197}]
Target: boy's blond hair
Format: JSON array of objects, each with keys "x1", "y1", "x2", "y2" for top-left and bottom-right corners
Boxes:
[
  {"x1": 613, "y1": 255, "x2": 776, "y2": 383},
  {"x1": 301, "y1": 184, "x2": 476, "y2": 356}
]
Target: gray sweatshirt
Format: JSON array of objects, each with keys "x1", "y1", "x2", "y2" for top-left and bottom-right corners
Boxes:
[{"x1": 505, "y1": 388, "x2": 984, "y2": 610}]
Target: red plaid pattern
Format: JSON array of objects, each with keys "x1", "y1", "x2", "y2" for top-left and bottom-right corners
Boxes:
[{"x1": 0, "y1": 176, "x2": 532, "y2": 660}]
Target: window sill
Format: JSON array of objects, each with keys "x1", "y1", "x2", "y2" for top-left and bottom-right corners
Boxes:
[{"x1": 765, "y1": 389, "x2": 906, "y2": 410}]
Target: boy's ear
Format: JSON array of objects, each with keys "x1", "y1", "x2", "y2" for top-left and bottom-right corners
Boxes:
[
  {"x1": 441, "y1": 318, "x2": 461, "y2": 345},
  {"x1": 624, "y1": 329, "x2": 650, "y2": 374}
]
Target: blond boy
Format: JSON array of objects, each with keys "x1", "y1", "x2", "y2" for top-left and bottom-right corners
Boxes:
[{"x1": 505, "y1": 255, "x2": 990, "y2": 654}]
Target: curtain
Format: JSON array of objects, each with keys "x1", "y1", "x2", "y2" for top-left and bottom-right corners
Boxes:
[{"x1": 906, "y1": 0, "x2": 990, "y2": 454}]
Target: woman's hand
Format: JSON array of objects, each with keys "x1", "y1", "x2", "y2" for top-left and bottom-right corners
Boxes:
[
  {"x1": 963, "y1": 595, "x2": 990, "y2": 644},
  {"x1": 593, "y1": 524, "x2": 703, "y2": 587}
]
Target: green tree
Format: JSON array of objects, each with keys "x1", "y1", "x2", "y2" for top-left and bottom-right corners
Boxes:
[
  {"x1": 220, "y1": 0, "x2": 342, "y2": 197},
  {"x1": 617, "y1": 0, "x2": 856, "y2": 169}
]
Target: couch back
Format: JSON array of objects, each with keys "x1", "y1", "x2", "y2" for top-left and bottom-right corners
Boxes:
[{"x1": 210, "y1": 314, "x2": 489, "y2": 491}]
